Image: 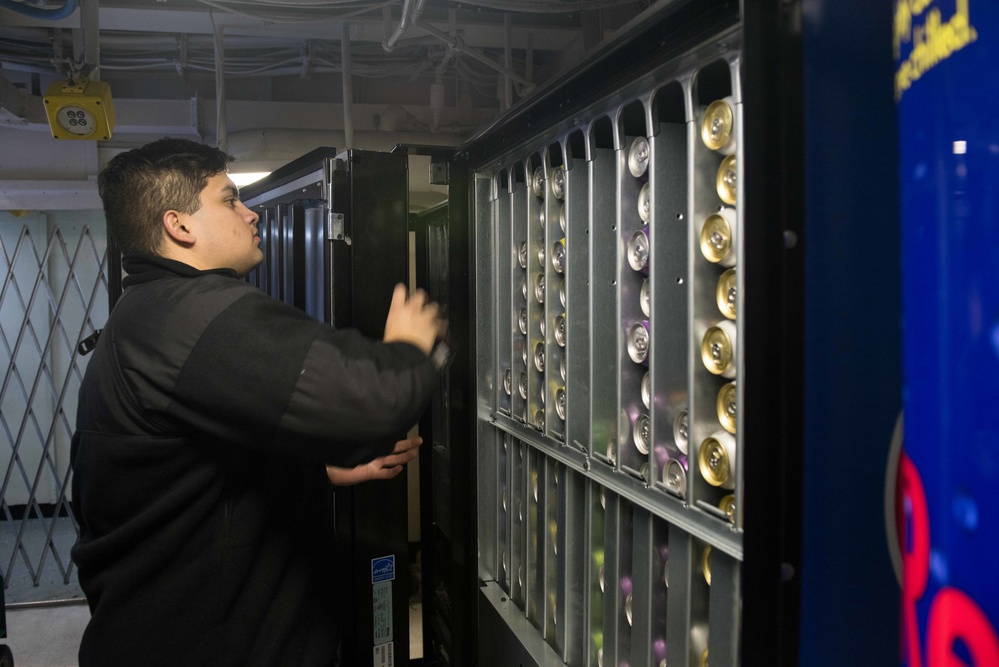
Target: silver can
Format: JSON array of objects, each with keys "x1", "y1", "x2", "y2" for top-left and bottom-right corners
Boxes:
[
  {"x1": 640, "y1": 277, "x2": 651, "y2": 317},
  {"x1": 504, "y1": 368, "x2": 512, "y2": 395},
  {"x1": 534, "y1": 341, "x2": 545, "y2": 373},
  {"x1": 537, "y1": 241, "x2": 545, "y2": 268},
  {"x1": 518, "y1": 307, "x2": 528, "y2": 335},
  {"x1": 559, "y1": 280, "x2": 566, "y2": 308},
  {"x1": 560, "y1": 351, "x2": 567, "y2": 381},
  {"x1": 673, "y1": 409, "x2": 689, "y2": 455},
  {"x1": 520, "y1": 274, "x2": 527, "y2": 300},
  {"x1": 552, "y1": 239, "x2": 566, "y2": 274},
  {"x1": 555, "y1": 313, "x2": 567, "y2": 347},
  {"x1": 518, "y1": 240, "x2": 528, "y2": 269},
  {"x1": 519, "y1": 371, "x2": 528, "y2": 400},
  {"x1": 534, "y1": 273, "x2": 545, "y2": 304},
  {"x1": 531, "y1": 165, "x2": 545, "y2": 198},
  {"x1": 627, "y1": 321, "x2": 650, "y2": 365},
  {"x1": 638, "y1": 181, "x2": 651, "y2": 223},
  {"x1": 521, "y1": 345, "x2": 528, "y2": 367},
  {"x1": 534, "y1": 408, "x2": 545, "y2": 431},
  {"x1": 538, "y1": 207, "x2": 546, "y2": 229},
  {"x1": 551, "y1": 166, "x2": 566, "y2": 199},
  {"x1": 633, "y1": 414, "x2": 651, "y2": 455},
  {"x1": 663, "y1": 456, "x2": 688, "y2": 498},
  {"x1": 559, "y1": 203, "x2": 566, "y2": 233},
  {"x1": 628, "y1": 136, "x2": 650, "y2": 179},
  {"x1": 540, "y1": 316, "x2": 546, "y2": 338},
  {"x1": 641, "y1": 370, "x2": 651, "y2": 409},
  {"x1": 555, "y1": 386, "x2": 566, "y2": 420},
  {"x1": 627, "y1": 229, "x2": 650, "y2": 273}
]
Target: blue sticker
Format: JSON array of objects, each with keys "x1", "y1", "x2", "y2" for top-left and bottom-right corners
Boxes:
[{"x1": 371, "y1": 555, "x2": 395, "y2": 583}]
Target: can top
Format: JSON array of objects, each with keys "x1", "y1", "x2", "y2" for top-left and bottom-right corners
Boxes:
[
  {"x1": 698, "y1": 435, "x2": 732, "y2": 486},
  {"x1": 701, "y1": 98, "x2": 734, "y2": 151},
  {"x1": 716, "y1": 154, "x2": 737, "y2": 205},
  {"x1": 628, "y1": 136, "x2": 650, "y2": 178},
  {"x1": 701, "y1": 324, "x2": 734, "y2": 375},
  {"x1": 717, "y1": 380, "x2": 737, "y2": 434},
  {"x1": 716, "y1": 268, "x2": 737, "y2": 320},
  {"x1": 531, "y1": 165, "x2": 545, "y2": 198},
  {"x1": 700, "y1": 212, "x2": 734, "y2": 264}
]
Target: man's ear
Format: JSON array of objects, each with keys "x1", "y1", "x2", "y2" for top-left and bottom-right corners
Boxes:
[{"x1": 163, "y1": 210, "x2": 195, "y2": 245}]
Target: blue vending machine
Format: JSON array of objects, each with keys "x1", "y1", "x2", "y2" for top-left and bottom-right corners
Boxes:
[{"x1": 897, "y1": 1, "x2": 999, "y2": 665}]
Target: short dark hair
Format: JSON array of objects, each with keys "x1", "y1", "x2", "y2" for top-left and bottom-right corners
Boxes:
[{"x1": 98, "y1": 138, "x2": 230, "y2": 256}]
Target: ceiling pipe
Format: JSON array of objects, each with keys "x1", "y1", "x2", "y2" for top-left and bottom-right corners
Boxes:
[
  {"x1": 211, "y1": 15, "x2": 228, "y2": 154},
  {"x1": 0, "y1": 0, "x2": 78, "y2": 21},
  {"x1": 381, "y1": 0, "x2": 414, "y2": 52}
]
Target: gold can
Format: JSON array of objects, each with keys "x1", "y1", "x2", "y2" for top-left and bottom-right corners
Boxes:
[
  {"x1": 701, "y1": 96, "x2": 737, "y2": 154},
  {"x1": 717, "y1": 381, "x2": 737, "y2": 434},
  {"x1": 716, "y1": 268, "x2": 737, "y2": 320},
  {"x1": 717, "y1": 153, "x2": 737, "y2": 205},
  {"x1": 701, "y1": 319, "x2": 738, "y2": 378},
  {"x1": 719, "y1": 494, "x2": 736, "y2": 523},
  {"x1": 531, "y1": 165, "x2": 545, "y2": 198},
  {"x1": 628, "y1": 136, "x2": 650, "y2": 178},
  {"x1": 698, "y1": 429, "x2": 737, "y2": 489},
  {"x1": 702, "y1": 544, "x2": 712, "y2": 585},
  {"x1": 699, "y1": 207, "x2": 738, "y2": 267}
]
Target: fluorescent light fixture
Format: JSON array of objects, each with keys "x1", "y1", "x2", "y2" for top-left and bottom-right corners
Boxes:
[
  {"x1": 229, "y1": 172, "x2": 271, "y2": 187},
  {"x1": 953, "y1": 140, "x2": 967, "y2": 155}
]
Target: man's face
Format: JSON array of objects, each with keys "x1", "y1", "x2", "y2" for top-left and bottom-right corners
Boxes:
[{"x1": 182, "y1": 172, "x2": 263, "y2": 276}]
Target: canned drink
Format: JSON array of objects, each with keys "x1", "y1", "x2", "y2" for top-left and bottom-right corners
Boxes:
[
  {"x1": 520, "y1": 274, "x2": 528, "y2": 300},
  {"x1": 638, "y1": 181, "x2": 651, "y2": 223},
  {"x1": 625, "y1": 592, "x2": 634, "y2": 626},
  {"x1": 501, "y1": 550, "x2": 508, "y2": 577},
  {"x1": 534, "y1": 341, "x2": 545, "y2": 373},
  {"x1": 717, "y1": 153, "x2": 737, "y2": 205},
  {"x1": 559, "y1": 280, "x2": 566, "y2": 308},
  {"x1": 521, "y1": 345, "x2": 528, "y2": 367},
  {"x1": 699, "y1": 429, "x2": 737, "y2": 489},
  {"x1": 518, "y1": 240, "x2": 528, "y2": 268},
  {"x1": 552, "y1": 239, "x2": 566, "y2": 274},
  {"x1": 548, "y1": 591, "x2": 557, "y2": 620},
  {"x1": 555, "y1": 313, "x2": 566, "y2": 347},
  {"x1": 540, "y1": 316, "x2": 546, "y2": 338},
  {"x1": 663, "y1": 457, "x2": 688, "y2": 498},
  {"x1": 519, "y1": 371, "x2": 528, "y2": 400},
  {"x1": 627, "y1": 229, "x2": 650, "y2": 273},
  {"x1": 518, "y1": 564, "x2": 524, "y2": 590},
  {"x1": 663, "y1": 558, "x2": 670, "y2": 588},
  {"x1": 716, "y1": 268, "x2": 737, "y2": 320},
  {"x1": 551, "y1": 166, "x2": 566, "y2": 199},
  {"x1": 627, "y1": 321, "x2": 650, "y2": 365},
  {"x1": 719, "y1": 493, "x2": 736, "y2": 523},
  {"x1": 701, "y1": 96, "x2": 737, "y2": 154},
  {"x1": 518, "y1": 307, "x2": 528, "y2": 335},
  {"x1": 628, "y1": 136, "x2": 651, "y2": 178},
  {"x1": 560, "y1": 352, "x2": 566, "y2": 381},
  {"x1": 537, "y1": 241, "x2": 545, "y2": 268},
  {"x1": 501, "y1": 488, "x2": 508, "y2": 513},
  {"x1": 597, "y1": 647, "x2": 604, "y2": 667},
  {"x1": 606, "y1": 437, "x2": 617, "y2": 465},
  {"x1": 504, "y1": 368, "x2": 512, "y2": 395},
  {"x1": 531, "y1": 165, "x2": 545, "y2": 198},
  {"x1": 532, "y1": 470, "x2": 539, "y2": 502},
  {"x1": 673, "y1": 409, "x2": 689, "y2": 454},
  {"x1": 701, "y1": 319, "x2": 738, "y2": 378},
  {"x1": 633, "y1": 414, "x2": 651, "y2": 455},
  {"x1": 559, "y1": 203, "x2": 566, "y2": 233},
  {"x1": 535, "y1": 408, "x2": 545, "y2": 430},
  {"x1": 640, "y1": 462, "x2": 651, "y2": 483},
  {"x1": 555, "y1": 386, "x2": 566, "y2": 420},
  {"x1": 534, "y1": 273, "x2": 545, "y2": 304},
  {"x1": 702, "y1": 544, "x2": 712, "y2": 585},
  {"x1": 538, "y1": 207, "x2": 546, "y2": 229},
  {"x1": 717, "y1": 380, "x2": 737, "y2": 434},
  {"x1": 699, "y1": 207, "x2": 738, "y2": 267},
  {"x1": 641, "y1": 370, "x2": 651, "y2": 409},
  {"x1": 640, "y1": 277, "x2": 651, "y2": 317},
  {"x1": 598, "y1": 563, "x2": 606, "y2": 593}
]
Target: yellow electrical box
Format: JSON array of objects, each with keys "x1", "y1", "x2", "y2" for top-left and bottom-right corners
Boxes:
[{"x1": 42, "y1": 78, "x2": 116, "y2": 140}]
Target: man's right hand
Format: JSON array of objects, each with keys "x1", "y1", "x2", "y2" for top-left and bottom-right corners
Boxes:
[{"x1": 383, "y1": 284, "x2": 443, "y2": 356}]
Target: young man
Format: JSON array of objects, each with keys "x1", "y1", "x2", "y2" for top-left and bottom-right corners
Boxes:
[{"x1": 71, "y1": 137, "x2": 444, "y2": 665}]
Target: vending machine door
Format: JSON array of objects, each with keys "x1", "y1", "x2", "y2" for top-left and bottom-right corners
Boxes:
[{"x1": 241, "y1": 148, "x2": 412, "y2": 667}]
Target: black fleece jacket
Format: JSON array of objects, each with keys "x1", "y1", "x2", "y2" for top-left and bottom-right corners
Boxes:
[{"x1": 71, "y1": 254, "x2": 437, "y2": 666}]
